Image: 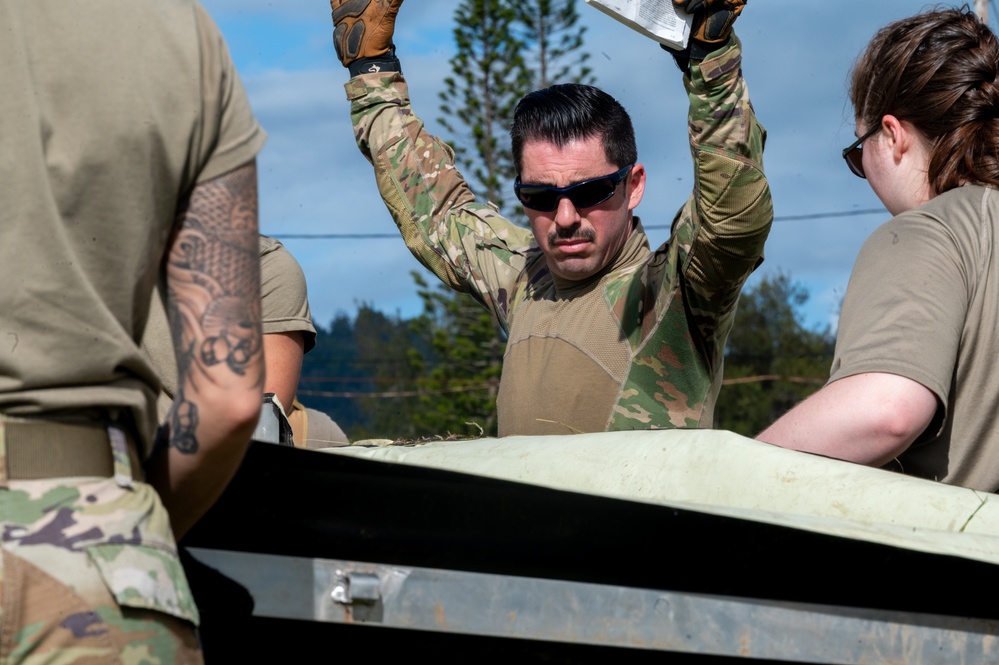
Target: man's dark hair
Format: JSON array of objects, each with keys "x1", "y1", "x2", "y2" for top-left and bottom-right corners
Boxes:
[{"x1": 511, "y1": 83, "x2": 638, "y2": 174}]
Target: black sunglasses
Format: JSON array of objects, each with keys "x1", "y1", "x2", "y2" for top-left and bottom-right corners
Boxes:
[
  {"x1": 842, "y1": 124, "x2": 880, "y2": 179},
  {"x1": 514, "y1": 164, "x2": 634, "y2": 212}
]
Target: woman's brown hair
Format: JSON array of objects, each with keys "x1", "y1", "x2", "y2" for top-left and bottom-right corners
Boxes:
[{"x1": 850, "y1": 6, "x2": 999, "y2": 193}]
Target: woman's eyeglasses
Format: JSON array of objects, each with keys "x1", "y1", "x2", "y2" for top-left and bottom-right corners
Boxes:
[
  {"x1": 515, "y1": 164, "x2": 633, "y2": 212},
  {"x1": 842, "y1": 124, "x2": 881, "y2": 179}
]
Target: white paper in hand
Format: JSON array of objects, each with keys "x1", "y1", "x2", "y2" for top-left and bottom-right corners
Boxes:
[{"x1": 585, "y1": 0, "x2": 692, "y2": 50}]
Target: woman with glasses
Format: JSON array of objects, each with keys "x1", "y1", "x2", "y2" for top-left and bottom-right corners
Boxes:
[{"x1": 758, "y1": 7, "x2": 999, "y2": 492}]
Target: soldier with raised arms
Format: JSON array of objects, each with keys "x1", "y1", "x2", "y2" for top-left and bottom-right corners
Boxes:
[{"x1": 331, "y1": 0, "x2": 772, "y2": 435}]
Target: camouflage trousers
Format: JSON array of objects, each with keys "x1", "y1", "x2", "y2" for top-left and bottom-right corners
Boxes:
[{"x1": 1, "y1": 474, "x2": 203, "y2": 664}]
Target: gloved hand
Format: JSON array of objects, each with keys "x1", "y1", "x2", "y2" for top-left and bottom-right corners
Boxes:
[
  {"x1": 331, "y1": 0, "x2": 404, "y2": 75},
  {"x1": 673, "y1": 0, "x2": 745, "y2": 49},
  {"x1": 664, "y1": 0, "x2": 744, "y2": 73}
]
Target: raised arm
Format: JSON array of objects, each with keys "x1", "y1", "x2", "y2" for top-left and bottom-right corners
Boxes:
[
  {"x1": 638, "y1": 3, "x2": 771, "y2": 379},
  {"x1": 671, "y1": 35, "x2": 773, "y2": 327},
  {"x1": 333, "y1": 0, "x2": 534, "y2": 330},
  {"x1": 148, "y1": 159, "x2": 264, "y2": 539}
]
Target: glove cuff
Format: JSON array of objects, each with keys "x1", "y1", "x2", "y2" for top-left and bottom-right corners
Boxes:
[
  {"x1": 688, "y1": 39, "x2": 715, "y2": 61},
  {"x1": 661, "y1": 36, "x2": 730, "y2": 75},
  {"x1": 347, "y1": 46, "x2": 402, "y2": 77},
  {"x1": 661, "y1": 42, "x2": 691, "y2": 75}
]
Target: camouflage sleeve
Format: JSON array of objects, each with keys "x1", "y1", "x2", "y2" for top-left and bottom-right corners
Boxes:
[
  {"x1": 664, "y1": 35, "x2": 773, "y2": 351},
  {"x1": 345, "y1": 73, "x2": 535, "y2": 331}
]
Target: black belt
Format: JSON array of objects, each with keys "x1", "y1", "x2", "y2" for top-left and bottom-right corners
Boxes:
[{"x1": 3, "y1": 418, "x2": 143, "y2": 481}]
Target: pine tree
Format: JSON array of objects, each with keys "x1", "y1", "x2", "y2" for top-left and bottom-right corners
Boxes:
[
  {"x1": 514, "y1": 0, "x2": 595, "y2": 89},
  {"x1": 351, "y1": 305, "x2": 413, "y2": 438},
  {"x1": 715, "y1": 273, "x2": 836, "y2": 437},
  {"x1": 406, "y1": 273, "x2": 504, "y2": 437},
  {"x1": 438, "y1": 0, "x2": 531, "y2": 217}
]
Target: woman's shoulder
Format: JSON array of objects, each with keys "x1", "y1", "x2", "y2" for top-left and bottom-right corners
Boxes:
[
  {"x1": 859, "y1": 185, "x2": 994, "y2": 276},
  {"x1": 916, "y1": 183, "x2": 995, "y2": 220}
]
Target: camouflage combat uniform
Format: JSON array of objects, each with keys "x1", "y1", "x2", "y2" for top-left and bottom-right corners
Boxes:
[
  {"x1": 1, "y1": 448, "x2": 201, "y2": 663},
  {"x1": 347, "y1": 37, "x2": 772, "y2": 435}
]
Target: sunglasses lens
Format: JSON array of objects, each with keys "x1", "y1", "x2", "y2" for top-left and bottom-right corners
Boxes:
[
  {"x1": 842, "y1": 125, "x2": 879, "y2": 180},
  {"x1": 845, "y1": 148, "x2": 865, "y2": 179},
  {"x1": 517, "y1": 180, "x2": 615, "y2": 211},
  {"x1": 567, "y1": 179, "x2": 615, "y2": 209},
  {"x1": 516, "y1": 187, "x2": 559, "y2": 212}
]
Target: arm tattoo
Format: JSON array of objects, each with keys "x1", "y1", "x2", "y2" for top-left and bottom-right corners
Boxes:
[{"x1": 166, "y1": 161, "x2": 263, "y2": 454}]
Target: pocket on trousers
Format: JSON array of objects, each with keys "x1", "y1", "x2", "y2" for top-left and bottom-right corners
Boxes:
[{"x1": 86, "y1": 543, "x2": 200, "y2": 625}]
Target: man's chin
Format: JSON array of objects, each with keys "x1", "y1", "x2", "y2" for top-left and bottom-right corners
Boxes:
[{"x1": 548, "y1": 257, "x2": 600, "y2": 282}]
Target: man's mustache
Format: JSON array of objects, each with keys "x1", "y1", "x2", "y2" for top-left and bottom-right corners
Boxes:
[{"x1": 549, "y1": 227, "x2": 596, "y2": 244}]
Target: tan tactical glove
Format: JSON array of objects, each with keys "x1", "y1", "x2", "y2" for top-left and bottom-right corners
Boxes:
[
  {"x1": 664, "y1": 0, "x2": 744, "y2": 73},
  {"x1": 673, "y1": 0, "x2": 745, "y2": 48},
  {"x1": 331, "y1": 0, "x2": 403, "y2": 75}
]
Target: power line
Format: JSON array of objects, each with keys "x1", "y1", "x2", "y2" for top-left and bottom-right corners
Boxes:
[
  {"x1": 770, "y1": 208, "x2": 883, "y2": 222},
  {"x1": 270, "y1": 208, "x2": 886, "y2": 239},
  {"x1": 647, "y1": 207, "x2": 885, "y2": 229},
  {"x1": 301, "y1": 376, "x2": 494, "y2": 385},
  {"x1": 299, "y1": 384, "x2": 495, "y2": 399}
]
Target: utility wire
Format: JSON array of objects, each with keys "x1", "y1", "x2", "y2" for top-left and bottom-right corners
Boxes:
[
  {"x1": 271, "y1": 208, "x2": 886, "y2": 239},
  {"x1": 299, "y1": 384, "x2": 496, "y2": 399},
  {"x1": 301, "y1": 375, "x2": 496, "y2": 385},
  {"x1": 646, "y1": 208, "x2": 885, "y2": 230}
]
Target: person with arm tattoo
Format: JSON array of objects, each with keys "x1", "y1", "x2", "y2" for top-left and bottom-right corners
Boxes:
[
  {"x1": 143, "y1": 234, "x2": 351, "y2": 450},
  {"x1": 146, "y1": 162, "x2": 265, "y2": 541},
  {"x1": 0, "y1": 0, "x2": 265, "y2": 661}
]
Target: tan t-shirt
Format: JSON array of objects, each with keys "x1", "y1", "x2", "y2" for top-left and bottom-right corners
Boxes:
[
  {"x1": 143, "y1": 235, "x2": 317, "y2": 421},
  {"x1": 0, "y1": 0, "x2": 266, "y2": 452},
  {"x1": 499, "y1": 226, "x2": 673, "y2": 435},
  {"x1": 829, "y1": 184, "x2": 999, "y2": 491},
  {"x1": 287, "y1": 399, "x2": 350, "y2": 449}
]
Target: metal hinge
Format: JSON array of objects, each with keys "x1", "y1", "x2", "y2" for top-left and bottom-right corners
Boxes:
[{"x1": 330, "y1": 570, "x2": 382, "y2": 605}]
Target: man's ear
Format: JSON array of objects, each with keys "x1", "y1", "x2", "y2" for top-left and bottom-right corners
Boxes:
[{"x1": 626, "y1": 163, "x2": 646, "y2": 211}]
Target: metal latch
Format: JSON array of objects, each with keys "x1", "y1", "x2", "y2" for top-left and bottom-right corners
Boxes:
[{"x1": 330, "y1": 570, "x2": 381, "y2": 605}]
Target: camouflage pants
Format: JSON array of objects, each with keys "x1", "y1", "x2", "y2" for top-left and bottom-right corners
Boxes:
[{"x1": 0, "y1": 477, "x2": 203, "y2": 664}]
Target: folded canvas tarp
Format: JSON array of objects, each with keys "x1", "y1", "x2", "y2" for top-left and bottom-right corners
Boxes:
[{"x1": 329, "y1": 429, "x2": 999, "y2": 567}]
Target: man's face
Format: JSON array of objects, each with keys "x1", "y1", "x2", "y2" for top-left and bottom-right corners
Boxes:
[{"x1": 519, "y1": 135, "x2": 645, "y2": 282}]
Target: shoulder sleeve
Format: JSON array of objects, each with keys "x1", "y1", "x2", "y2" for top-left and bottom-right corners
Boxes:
[
  {"x1": 830, "y1": 211, "x2": 972, "y2": 409},
  {"x1": 192, "y1": 2, "x2": 267, "y2": 183},
  {"x1": 346, "y1": 73, "x2": 535, "y2": 330},
  {"x1": 258, "y1": 236, "x2": 317, "y2": 352},
  {"x1": 655, "y1": 36, "x2": 773, "y2": 345}
]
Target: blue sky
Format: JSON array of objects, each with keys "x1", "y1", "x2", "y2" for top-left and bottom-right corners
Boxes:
[{"x1": 200, "y1": 0, "x2": 936, "y2": 331}]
